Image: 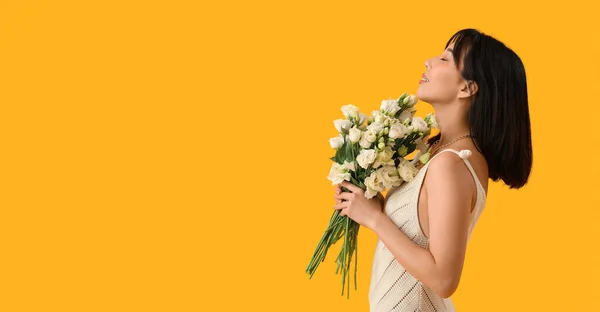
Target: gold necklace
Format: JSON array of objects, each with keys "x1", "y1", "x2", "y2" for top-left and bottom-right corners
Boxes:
[{"x1": 429, "y1": 133, "x2": 474, "y2": 157}]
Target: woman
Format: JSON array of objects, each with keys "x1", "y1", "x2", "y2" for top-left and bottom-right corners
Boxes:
[{"x1": 333, "y1": 28, "x2": 532, "y2": 311}]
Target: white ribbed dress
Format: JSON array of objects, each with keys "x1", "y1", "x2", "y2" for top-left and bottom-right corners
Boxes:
[{"x1": 368, "y1": 148, "x2": 487, "y2": 312}]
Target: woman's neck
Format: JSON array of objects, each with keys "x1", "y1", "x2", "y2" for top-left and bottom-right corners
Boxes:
[{"x1": 432, "y1": 105, "x2": 471, "y2": 146}]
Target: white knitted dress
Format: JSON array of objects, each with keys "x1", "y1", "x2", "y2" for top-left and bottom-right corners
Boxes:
[{"x1": 368, "y1": 148, "x2": 487, "y2": 312}]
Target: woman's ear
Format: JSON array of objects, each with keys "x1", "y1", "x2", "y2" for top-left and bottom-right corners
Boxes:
[{"x1": 458, "y1": 80, "x2": 478, "y2": 99}]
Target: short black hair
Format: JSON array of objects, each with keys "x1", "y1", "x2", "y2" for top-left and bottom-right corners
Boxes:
[{"x1": 427, "y1": 28, "x2": 533, "y2": 189}]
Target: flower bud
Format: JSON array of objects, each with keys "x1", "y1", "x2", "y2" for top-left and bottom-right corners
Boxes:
[
  {"x1": 349, "y1": 127, "x2": 362, "y2": 143},
  {"x1": 419, "y1": 152, "x2": 431, "y2": 164},
  {"x1": 397, "y1": 145, "x2": 408, "y2": 157},
  {"x1": 407, "y1": 95, "x2": 418, "y2": 107},
  {"x1": 397, "y1": 92, "x2": 408, "y2": 103}
]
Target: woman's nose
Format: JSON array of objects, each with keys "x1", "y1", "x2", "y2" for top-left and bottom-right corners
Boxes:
[{"x1": 424, "y1": 58, "x2": 431, "y2": 69}]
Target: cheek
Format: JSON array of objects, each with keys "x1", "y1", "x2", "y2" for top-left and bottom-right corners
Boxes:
[
  {"x1": 416, "y1": 70, "x2": 460, "y2": 102},
  {"x1": 434, "y1": 70, "x2": 456, "y2": 85},
  {"x1": 435, "y1": 71, "x2": 462, "y2": 92}
]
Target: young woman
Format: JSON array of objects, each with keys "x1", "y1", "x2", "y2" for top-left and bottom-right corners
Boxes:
[{"x1": 333, "y1": 28, "x2": 533, "y2": 311}]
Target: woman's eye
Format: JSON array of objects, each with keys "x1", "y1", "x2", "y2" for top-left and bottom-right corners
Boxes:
[{"x1": 440, "y1": 57, "x2": 447, "y2": 61}]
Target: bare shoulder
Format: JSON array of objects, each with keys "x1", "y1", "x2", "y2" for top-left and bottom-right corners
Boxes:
[
  {"x1": 424, "y1": 151, "x2": 476, "y2": 198},
  {"x1": 427, "y1": 151, "x2": 470, "y2": 176}
]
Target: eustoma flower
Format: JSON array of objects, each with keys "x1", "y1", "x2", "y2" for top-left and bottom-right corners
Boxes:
[{"x1": 306, "y1": 92, "x2": 438, "y2": 298}]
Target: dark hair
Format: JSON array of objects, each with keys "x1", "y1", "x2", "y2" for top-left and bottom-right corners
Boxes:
[{"x1": 427, "y1": 28, "x2": 533, "y2": 189}]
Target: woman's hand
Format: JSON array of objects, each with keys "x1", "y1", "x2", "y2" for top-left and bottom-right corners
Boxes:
[{"x1": 333, "y1": 181, "x2": 385, "y2": 231}]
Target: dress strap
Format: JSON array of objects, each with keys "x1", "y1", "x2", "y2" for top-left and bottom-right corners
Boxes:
[{"x1": 429, "y1": 148, "x2": 472, "y2": 162}]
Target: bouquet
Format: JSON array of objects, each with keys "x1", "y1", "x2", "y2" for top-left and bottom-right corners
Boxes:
[{"x1": 305, "y1": 92, "x2": 438, "y2": 298}]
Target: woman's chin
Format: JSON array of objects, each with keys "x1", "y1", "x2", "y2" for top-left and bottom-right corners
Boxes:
[{"x1": 415, "y1": 90, "x2": 430, "y2": 104}]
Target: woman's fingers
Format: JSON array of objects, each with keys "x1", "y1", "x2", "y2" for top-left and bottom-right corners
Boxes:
[
  {"x1": 333, "y1": 201, "x2": 349, "y2": 210},
  {"x1": 340, "y1": 181, "x2": 362, "y2": 194},
  {"x1": 334, "y1": 192, "x2": 353, "y2": 201},
  {"x1": 333, "y1": 184, "x2": 342, "y2": 203}
]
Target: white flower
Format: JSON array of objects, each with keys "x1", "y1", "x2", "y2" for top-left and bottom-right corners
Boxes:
[
  {"x1": 333, "y1": 119, "x2": 353, "y2": 134},
  {"x1": 349, "y1": 127, "x2": 362, "y2": 143},
  {"x1": 327, "y1": 161, "x2": 354, "y2": 185},
  {"x1": 364, "y1": 171, "x2": 386, "y2": 199},
  {"x1": 373, "y1": 146, "x2": 395, "y2": 168},
  {"x1": 377, "y1": 165, "x2": 403, "y2": 188},
  {"x1": 408, "y1": 95, "x2": 418, "y2": 107},
  {"x1": 410, "y1": 117, "x2": 429, "y2": 133},
  {"x1": 370, "y1": 111, "x2": 385, "y2": 125},
  {"x1": 359, "y1": 135, "x2": 372, "y2": 149},
  {"x1": 342, "y1": 160, "x2": 356, "y2": 171},
  {"x1": 397, "y1": 158, "x2": 420, "y2": 182},
  {"x1": 364, "y1": 129, "x2": 378, "y2": 143},
  {"x1": 380, "y1": 99, "x2": 401, "y2": 116},
  {"x1": 341, "y1": 104, "x2": 360, "y2": 120},
  {"x1": 329, "y1": 135, "x2": 344, "y2": 149},
  {"x1": 359, "y1": 113, "x2": 367, "y2": 125},
  {"x1": 425, "y1": 113, "x2": 439, "y2": 129},
  {"x1": 398, "y1": 109, "x2": 413, "y2": 124},
  {"x1": 356, "y1": 149, "x2": 377, "y2": 169},
  {"x1": 366, "y1": 121, "x2": 385, "y2": 134},
  {"x1": 389, "y1": 122, "x2": 409, "y2": 139}
]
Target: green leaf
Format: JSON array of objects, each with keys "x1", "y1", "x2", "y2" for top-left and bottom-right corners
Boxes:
[
  {"x1": 407, "y1": 142, "x2": 416, "y2": 155},
  {"x1": 334, "y1": 143, "x2": 345, "y2": 163},
  {"x1": 350, "y1": 176, "x2": 361, "y2": 187},
  {"x1": 345, "y1": 142, "x2": 354, "y2": 162}
]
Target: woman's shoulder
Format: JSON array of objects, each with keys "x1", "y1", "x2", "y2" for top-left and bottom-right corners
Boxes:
[
  {"x1": 427, "y1": 146, "x2": 489, "y2": 194},
  {"x1": 426, "y1": 150, "x2": 472, "y2": 177}
]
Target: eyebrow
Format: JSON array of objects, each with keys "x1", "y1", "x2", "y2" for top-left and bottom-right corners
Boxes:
[{"x1": 446, "y1": 48, "x2": 454, "y2": 52}]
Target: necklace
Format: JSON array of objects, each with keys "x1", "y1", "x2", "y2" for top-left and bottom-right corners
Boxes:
[{"x1": 429, "y1": 133, "x2": 475, "y2": 158}]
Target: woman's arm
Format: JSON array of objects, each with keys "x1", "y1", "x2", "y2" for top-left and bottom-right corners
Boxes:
[
  {"x1": 376, "y1": 192, "x2": 386, "y2": 210},
  {"x1": 372, "y1": 152, "x2": 474, "y2": 298}
]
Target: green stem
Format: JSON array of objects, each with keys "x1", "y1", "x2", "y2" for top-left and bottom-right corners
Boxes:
[
  {"x1": 354, "y1": 222, "x2": 359, "y2": 291},
  {"x1": 341, "y1": 215, "x2": 349, "y2": 296},
  {"x1": 306, "y1": 210, "x2": 344, "y2": 276},
  {"x1": 306, "y1": 190, "x2": 363, "y2": 298}
]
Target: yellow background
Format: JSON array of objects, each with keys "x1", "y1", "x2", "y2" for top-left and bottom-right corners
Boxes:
[{"x1": 1, "y1": 1, "x2": 599, "y2": 311}]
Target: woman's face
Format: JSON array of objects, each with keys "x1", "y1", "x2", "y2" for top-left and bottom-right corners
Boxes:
[{"x1": 416, "y1": 43, "x2": 467, "y2": 104}]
